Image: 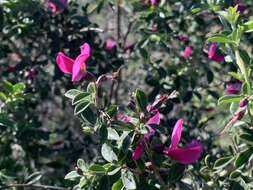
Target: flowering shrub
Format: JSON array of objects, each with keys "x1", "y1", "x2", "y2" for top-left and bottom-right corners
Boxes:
[{"x1": 1, "y1": 0, "x2": 253, "y2": 190}]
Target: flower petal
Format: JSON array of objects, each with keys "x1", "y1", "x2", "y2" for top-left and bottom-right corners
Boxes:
[
  {"x1": 72, "y1": 55, "x2": 86, "y2": 81},
  {"x1": 208, "y1": 43, "x2": 217, "y2": 59},
  {"x1": 166, "y1": 140, "x2": 203, "y2": 164},
  {"x1": 80, "y1": 43, "x2": 91, "y2": 56},
  {"x1": 132, "y1": 143, "x2": 144, "y2": 160},
  {"x1": 146, "y1": 111, "x2": 160, "y2": 125},
  {"x1": 183, "y1": 46, "x2": 193, "y2": 59},
  {"x1": 169, "y1": 119, "x2": 183, "y2": 149},
  {"x1": 210, "y1": 53, "x2": 224, "y2": 62},
  {"x1": 116, "y1": 112, "x2": 134, "y2": 123},
  {"x1": 56, "y1": 52, "x2": 74, "y2": 74}
]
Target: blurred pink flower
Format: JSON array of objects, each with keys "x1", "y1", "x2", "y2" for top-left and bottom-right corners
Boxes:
[
  {"x1": 235, "y1": 0, "x2": 247, "y2": 14},
  {"x1": 124, "y1": 41, "x2": 135, "y2": 52},
  {"x1": 104, "y1": 38, "x2": 117, "y2": 50},
  {"x1": 56, "y1": 42, "x2": 91, "y2": 81},
  {"x1": 177, "y1": 35, "x2": 189, "y2": 42},
  {"x1": 149, "y1": 0, "x2": 159, "y2": 6},
  {"x1": 47, "y1": 0, "x2": 67, "y2": 15},
  {"x1": 208, "y1": 43, "x2": 224, "y2": 62},
  {"x1": 225, "y1": 81, "x2": 242, "y2": 94},
  {"x1": 24, "y1": 68, "x2": 37, "y2": 79},
  {"x1": 116, "y1": 112, "x2": 134, "y2": 123},
  {"x1": 183, "y1": 46, "x2": 193, "y2": 59},
  {"x1": 164, "y1": 119, "x2": 203, "y2": 164}
]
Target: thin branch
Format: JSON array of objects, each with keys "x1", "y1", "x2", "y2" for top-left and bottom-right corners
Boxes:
[{"x1": 0, "y1": 183, "x2": 71, "y2": 190}]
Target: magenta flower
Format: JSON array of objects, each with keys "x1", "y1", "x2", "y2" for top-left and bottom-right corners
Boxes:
[
  {"x1": 47, "y1": 0, "x2": 67, "y2": 15},
  {"x1": 116, "y1": 112, "x2": 134, "y2": 124},
  {"x1": 116, "y1": 109, "x2": 160, "y2": 161},
  {"x1": 124, "y1": 41, "x2": 135, "y2": 52},
  {"x1": 164, "y1": 119, "x2": 202, "y2": 164},
  {"x1": 183, "y1": 46, "x2": 193, "y2": 59},
  {"x1": 131, "y1": 109, "x2": 160, "y2": 160},
  {"x1": 234, "y1": 0, "x2": 247, "y2": 14},
  {"x1": 104, "y1": 38, "x2": 117, "y2": 50},
  {"x1": 208, "y1": 43, "x2": 224, "y2": 62},
  {"x1": 177, "y1": 35, "x2": 189, "y2": 42},
  {"x1": 56, "y1": 42, "x2": 91, "y2": 82},
  {"x1": 149, "y1": 0, "x2": 159, "y2": 6},
  {"x1": 225, "y1": 81, "x2": 242, "y2": 94}
]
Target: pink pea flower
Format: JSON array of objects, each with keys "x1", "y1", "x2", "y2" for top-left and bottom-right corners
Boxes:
[
  {"x1": 225, "y1": 81, "x2": 242, "y2": 95},
  {"x1": 177, "y1": 35, "x2": 189, "y2": 42},
  {"x1": 104, "y1": 38, "x2": 117, "y2": 50},
  {"x1": 163, "y1": 119, "x2": 203, "y2": 164},
  {"x1": 124, "y1": 41, "x2": 135, "y2": 52},
  {"x1": 56, "y1": 42, "x2": 91, "y2": 82},
  {"x1": 208, "y1": 43, "x2": 224, "y2": 62},
  {"x1": 132, "y1": 108, "x2": 160, "y2": 160},
  {"x1": 183, "y1": 46, "x2": 193, "y2": 59},
  {"x1": 234, "y1": 0, "x2": 247, "y2": 14},
  {"x1": 149, "y1": 0, "x2": 159, "y2": 6},
  {"x1": 116, "y1": 109, "x2": 160, "y2": 161},
  {"x1": 47, "y1": 0, "x2": 67, "y2": 15},
  {"x1": 24, "y1": 68, "x2": 37, "y2": 79},
  {"x1": 116, "y1": 112, "x2": 134, "y2": 123}
]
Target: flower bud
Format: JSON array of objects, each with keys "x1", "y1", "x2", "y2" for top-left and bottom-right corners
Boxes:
[
  {"x1": 75, "y1": 167, "x2": 83, "y2": 175},
  {"x1": 239, "y1": 98, "x2": 248, "y2": 108}
]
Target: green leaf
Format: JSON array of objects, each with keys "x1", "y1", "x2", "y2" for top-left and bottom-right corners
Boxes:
[
  {"x1": 81, "y1": 106, "x2": 96, "y2": 125},
  {"x1": 235, "y1": 148, "x2": 253, "y2": 168},
  {"x1": 79, "y1": 177, "x2": 87, "y2": 188},
  {"x1": 228, "y1": 72, "x2": 243, "y2": 81},
  {"x1": 191, "y1": 4, "x2": 209, "y2": 14},
  {"x1": 112, "y1": 179, "x2": 123, "y2": 190},
  {"x1": 112, "y1": 121, "x2": 135, "y2": 131},
  {"x1": 64, "y1": 89, "x2": 82, "y2": 99},
  {"x1": 229, "y1": 170, "x2": 242, "y2": 180},
  {"x1": 121, "y1": 168, "x2": 136, "y2": 190},
  {"x1": 72, "y1": 92, "x2": 90, "y2": 105},
  {"x1": 64, "y1": 171, "x2": 80, "y2": 180},
  {"x1": 99, "y1": 124, "x2": 108, "y2": 143},
  {"x1": 101, "y1": 143, "x2": 118, "y2": 162},
  {"x1": 77, "y1": 159, "x2": 86, "y2": 171},
  {"x1": 74, "y1": 101, "x2": 91, "y2": 115},
  {"x1": 13, "y1": 83, "x2": 26, "y2": 93},
  {"x1": 2, "y1": 80, "x2": 13, "y2": 93},
  {"x1": 208, "y1": 34, "x2": 235, "y2": 44},
  {"x1": 107, "y1": 128, "x2": 120, "y2": 140},
  {"x1": 214, "y1": 156, "x2": 233, "y2": 169},
  {"x1": 0, "y1": 92, "x2": 7, "y2": 101},
  {"x1": 107, "y1": 166, "x2": 121, "y2": 176},
  {"x1": 118, "y1": 131, "x2": 132, "y2": 153},
  {"x1": 238, "y1": 49, "x2": 251, "y2": 66},
  {"x1": 87, "y1": 82, "x2": 96, "y2": 94},
  {"x1": 106, "y1": 105, "x2": 118, "y2": 117},
  {"x1": 239, "y1": 134, "x2": 253, "y2": 146},
  {"x1": 218, "y1": 95, "x2": 244, "y2": 105},
  {"x1": 89, "y1": 164, "x2": 106, "y2": 174},
  {"x1": 135, "y1": 89, "x2": 147, "y2": 112},
  {"x1": 243, "y1": 20, "x2": 253, "y2": 33},
  {"x1": 25, "y1": 172, "x2": 42, "y2": 185}
]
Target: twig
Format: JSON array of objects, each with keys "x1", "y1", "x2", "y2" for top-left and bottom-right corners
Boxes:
[{"x1": 0, "y1": 183, "x2": 71, "y2": 190}]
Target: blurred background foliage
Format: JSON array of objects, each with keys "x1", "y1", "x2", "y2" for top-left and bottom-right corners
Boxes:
[{"x1": 0, "y1": 0, "x2": 253, "y2": 189}]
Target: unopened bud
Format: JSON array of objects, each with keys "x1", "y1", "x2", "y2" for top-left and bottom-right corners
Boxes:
[
  {"x1": 239, "y1": 98, "x2": 248, "y2": 108},
  {"x1": 75, "y1": 167, "x2": 83, "y2": 175}
]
